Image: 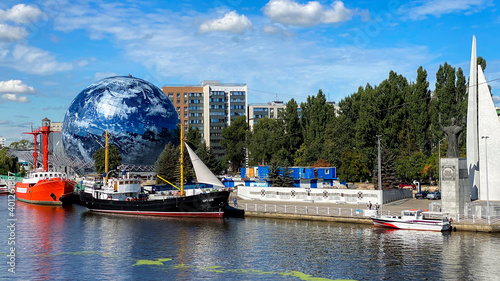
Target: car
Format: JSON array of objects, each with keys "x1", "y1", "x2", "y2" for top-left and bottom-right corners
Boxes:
[
  {"x1": 399, "y1": 182, "x2": 416, "y2": 189},
  {"x1": 415, "y1": 191, "x2": 429, "y2": 199},
  {"x1": 427, "y1": 191, "x2": 441, "y2": 200}
]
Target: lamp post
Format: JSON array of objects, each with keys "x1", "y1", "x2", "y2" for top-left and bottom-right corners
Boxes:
[
  {"x1": 481, "y1": 136, "x2": 490, "y2": 220},
  {"x1": 438, "y1": 138, "x2": 444, "y2": 192},
  {"x1": 376, "y1": 135, "x2": 382, "y2": 191},
  {"x1": 376, "y1": 135, "x2": 382, "y2": 209}
]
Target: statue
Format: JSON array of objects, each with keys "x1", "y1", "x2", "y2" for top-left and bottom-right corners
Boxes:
[{"x1": 440, "y1": 117, "x2": 463, "y2": 158}]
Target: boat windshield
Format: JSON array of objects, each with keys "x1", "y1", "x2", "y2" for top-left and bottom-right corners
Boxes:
[{"x1": 402, "y1": 210, "x2": 420, "y2": 216}]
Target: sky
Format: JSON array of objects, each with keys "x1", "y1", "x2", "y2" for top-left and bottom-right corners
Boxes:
[{"x1": 1, "y1": 0, "x2": 500, "y2": 144}]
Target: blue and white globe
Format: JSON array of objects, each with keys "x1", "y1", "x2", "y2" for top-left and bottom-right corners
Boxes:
[{"x1": 62, "y1": 76, "x2": 179, "y2": 165}]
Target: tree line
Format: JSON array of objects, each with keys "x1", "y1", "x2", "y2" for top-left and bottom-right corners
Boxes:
[{"x1": 221, "y1": 61, "x2": 488, "y2": 188}]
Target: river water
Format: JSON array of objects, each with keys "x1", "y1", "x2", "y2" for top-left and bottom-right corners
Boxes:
[{"x1": 1, "y1": 195, "x2": 500, "y2": 280}]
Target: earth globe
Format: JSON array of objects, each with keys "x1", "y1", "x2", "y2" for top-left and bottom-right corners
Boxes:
[{"x1": 62, "y1": 76, "x2": 179, "y2": 166}]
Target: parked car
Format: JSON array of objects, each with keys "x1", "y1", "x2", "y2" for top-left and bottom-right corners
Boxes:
[
  {"x1": 427, "y1": 191, "x2": 441, "y2": 200},
  {"x1": 415, "y1": 191, "x2": 429, "y2": 199},
  {"x1": 399, "y1": 182, "x2": 416, "y2": 189}
]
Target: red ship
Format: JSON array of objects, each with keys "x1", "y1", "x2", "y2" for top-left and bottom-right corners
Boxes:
[{"x1": 15, "y1": 118, "x2": 76, "y2": 205}]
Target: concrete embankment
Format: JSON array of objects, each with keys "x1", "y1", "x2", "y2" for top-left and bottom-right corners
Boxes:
[
  {"x1": 232, "y1": 194, "x2": 500, "y2": 233},
  {"x1": 244, "y1": 211, "x2": 373, "y2": 224}
]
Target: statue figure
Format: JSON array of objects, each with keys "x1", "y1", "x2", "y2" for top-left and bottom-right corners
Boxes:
[{"x1": 440, "y1": 117, "x2": 463, "y2": 158}]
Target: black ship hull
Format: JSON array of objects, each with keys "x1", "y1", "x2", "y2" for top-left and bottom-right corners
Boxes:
[{"x1": 79, "y1": 190, "x2": 230, "y2": 218}]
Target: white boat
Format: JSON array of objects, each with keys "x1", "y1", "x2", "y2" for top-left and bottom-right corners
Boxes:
[{"x1": 371, "y1": 209, "x2": 452, "y2": 231}]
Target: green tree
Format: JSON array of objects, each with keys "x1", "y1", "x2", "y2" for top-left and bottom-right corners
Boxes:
[
  {"x1": 296, "y1": 90, "x2": 336, "y2": 165},
  {"x1": 186, "y1": 127, "x2": 202, "y2": 150},
  {"x1": 155, "y1": 143, "x2": 179, "y2": 184},
  {"x1": 195, "y1": 143, "x2": 223, "y2": 176},
  {"x1": 248, "y1": 117, "x2": 281, "y2": 165},
  {"x1": 0, "y1": 148, "x2": 19, "y2": 175},
  {"x1": 221, "y1": 115, "x2": 248, "y2": 174},
  {"x1": 379, "y1": 144, "x2": 397, "y2": 189},
  {"x1": 279, "y1": 98, "x2": 302, "y2": 164},
  {"x1": 93, "y1": 145, "x2": 122, "y2": 177},
  {"x1": 324, "y1": 100, "x2": 355, "y2": 168},
  {"x1": 280, "y1": 158, "x2": 295, "y2": 187},
  {"x1": 339, "y1": 149, "x2": 370, "y2": 184},
  {"x1": 477, "y1": 56, "x2": 486, "y2": 71},
  {"x1": 267, "y1": 158, "x2": 281, "y2": 187},
  {"x1": 407, "y1": 66, "x2": 431, "y2": 153},
  {"x1": 9, "y1": 139, "x2": 31, "y2": 150}
]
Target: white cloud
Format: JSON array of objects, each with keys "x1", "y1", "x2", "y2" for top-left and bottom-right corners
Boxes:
[
  {"x1": 322, "y1": 1, "x2": 355, "y2": 23},
  {"x1": 0, "y1": 4, "x2": 44, "y2": 25},
  {"x1": 0, "y1": 79, "x2": 36, "y2": 94},
  {"x1": 1, "y1": 93, "x2": 30, "y2": 103},
  {"x1": 262, "y1": 25, "x2": 294, "y2": 37},
  {"x1": 199, "y1": 11, "x2": 252, "y2": 34},
  {"x1": 401, "y1": 0, "x2": 493, "y2": 20},
  {"x1": 94, "y1": 72, "x2": 118, "y2": 81},
  {"x1": 0, "y1": 79, "x2": 35, "y2": 103},
  {"x1": 493, "y1": 95, "x2": 500, "y2": 104},
  {"x1": 0, "y1": 24, "x2": 28, "y2": 41},
  {"x1": 8, "y1": 44, "x2": 73, "y2": 75},
  {"x1": 43, "y1": 1, "x2": 436, "y2": 104},
  {"x1": 262, "y1": 0, "x2": 355, "y2": 27}
]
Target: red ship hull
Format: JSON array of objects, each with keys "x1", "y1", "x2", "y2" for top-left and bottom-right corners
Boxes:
[{"x1": 16, "y1": 178, "x2": 75, "y2": 205}]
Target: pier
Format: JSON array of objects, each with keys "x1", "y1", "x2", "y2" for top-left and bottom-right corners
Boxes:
[{"x1": 230, "y1": 194, "x2": 500, "y2": 232}]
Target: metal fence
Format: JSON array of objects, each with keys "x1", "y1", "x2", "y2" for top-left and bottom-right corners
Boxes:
[
  {"x1": 241, "y1": 202, "x2": 500, "y2": 226},
  {"x1": 452, "y1": 214, "x2": 500, "y2": 225}
]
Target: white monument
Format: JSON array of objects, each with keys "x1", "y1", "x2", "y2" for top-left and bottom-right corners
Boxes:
[{"x1": 466, "y1": 36, "x2": 500, "y2": 216}]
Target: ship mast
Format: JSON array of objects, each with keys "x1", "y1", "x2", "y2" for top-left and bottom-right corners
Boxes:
[
  {"x1": 180, "y1": 126, "x2": 184, "y2": 197},
  {"x1": 105, "y1": 130, "x2": 109, "y2": 184},
  {"x1": 23, "y1": 117, "x2": 53, "y2": 172}
]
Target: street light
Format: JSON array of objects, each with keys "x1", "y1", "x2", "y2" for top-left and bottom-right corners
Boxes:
[
  {"x1": 482, "y1": 136, "x2": 490, "y2": 219},
  {"x1": 376, "y1": 135, "x2": 382, "y2": 210},
  {"x1": 376, "y1": 135, "x2": 382, "y2": 191}
]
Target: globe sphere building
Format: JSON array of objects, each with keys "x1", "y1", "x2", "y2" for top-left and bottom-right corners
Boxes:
[{"x1": 62, "y1": 76, "x2": 179, "y2": 166}]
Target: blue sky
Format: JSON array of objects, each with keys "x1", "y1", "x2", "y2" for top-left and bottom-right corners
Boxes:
[{"x1": 1, "y1": 0, "x2": 500, "y2": 144}]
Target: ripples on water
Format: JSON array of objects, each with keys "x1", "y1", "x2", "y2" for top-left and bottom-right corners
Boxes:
[{"x1": 1, "y1": 196, "x2": 500, "y2": 280}]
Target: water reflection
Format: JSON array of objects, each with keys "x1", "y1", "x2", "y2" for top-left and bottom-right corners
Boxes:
[{"x1": 1, "y1": 195, "x2": 500, "y2": 281}]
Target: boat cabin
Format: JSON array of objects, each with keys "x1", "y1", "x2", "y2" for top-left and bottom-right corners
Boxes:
[
  {"x1": 401, "y1": 209, "x2": 448, "y2": 221},
  {"x1": 24, "y1": 171, "x2": 69, "y2": 184},
  {"x1": 84, "y1": 176, "x2": 143, "y2": 201}
]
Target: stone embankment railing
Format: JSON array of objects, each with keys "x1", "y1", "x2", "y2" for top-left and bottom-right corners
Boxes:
[{"x1": 239, "y1": 202, "x2": 500, "y2": 232}]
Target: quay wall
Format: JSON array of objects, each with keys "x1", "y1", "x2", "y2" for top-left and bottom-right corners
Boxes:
[
  {"x1": 238, "y1": 201, "x2": 500, "y2": 233},
  {"x1": 238, "y1": 186, "x2": 412, "y2": 205}
]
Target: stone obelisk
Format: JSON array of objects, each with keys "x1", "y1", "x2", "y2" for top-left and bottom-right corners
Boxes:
[{"x1": 466, "y1": 35, "x2": 479, "y2": 200}]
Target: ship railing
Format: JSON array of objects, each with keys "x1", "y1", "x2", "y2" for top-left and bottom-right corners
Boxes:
[{"x1": 241, "y1": 203, "x2": 500, "y2": 225}]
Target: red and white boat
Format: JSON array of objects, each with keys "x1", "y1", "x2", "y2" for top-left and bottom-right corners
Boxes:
[
  {"x1": 371, "y1": 209, "x2": 452, "y2": 231},
  {"x1": 15, "y1": 118, "x2": 76, "y2": 205}
]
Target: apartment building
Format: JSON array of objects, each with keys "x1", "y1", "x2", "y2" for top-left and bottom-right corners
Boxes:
[
  {"x1": 247, "y1": 100, "x2": 286, "y2": 129},
  {"x1": 162, "y1": 81, "x2": 247, "y2": 157}
]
